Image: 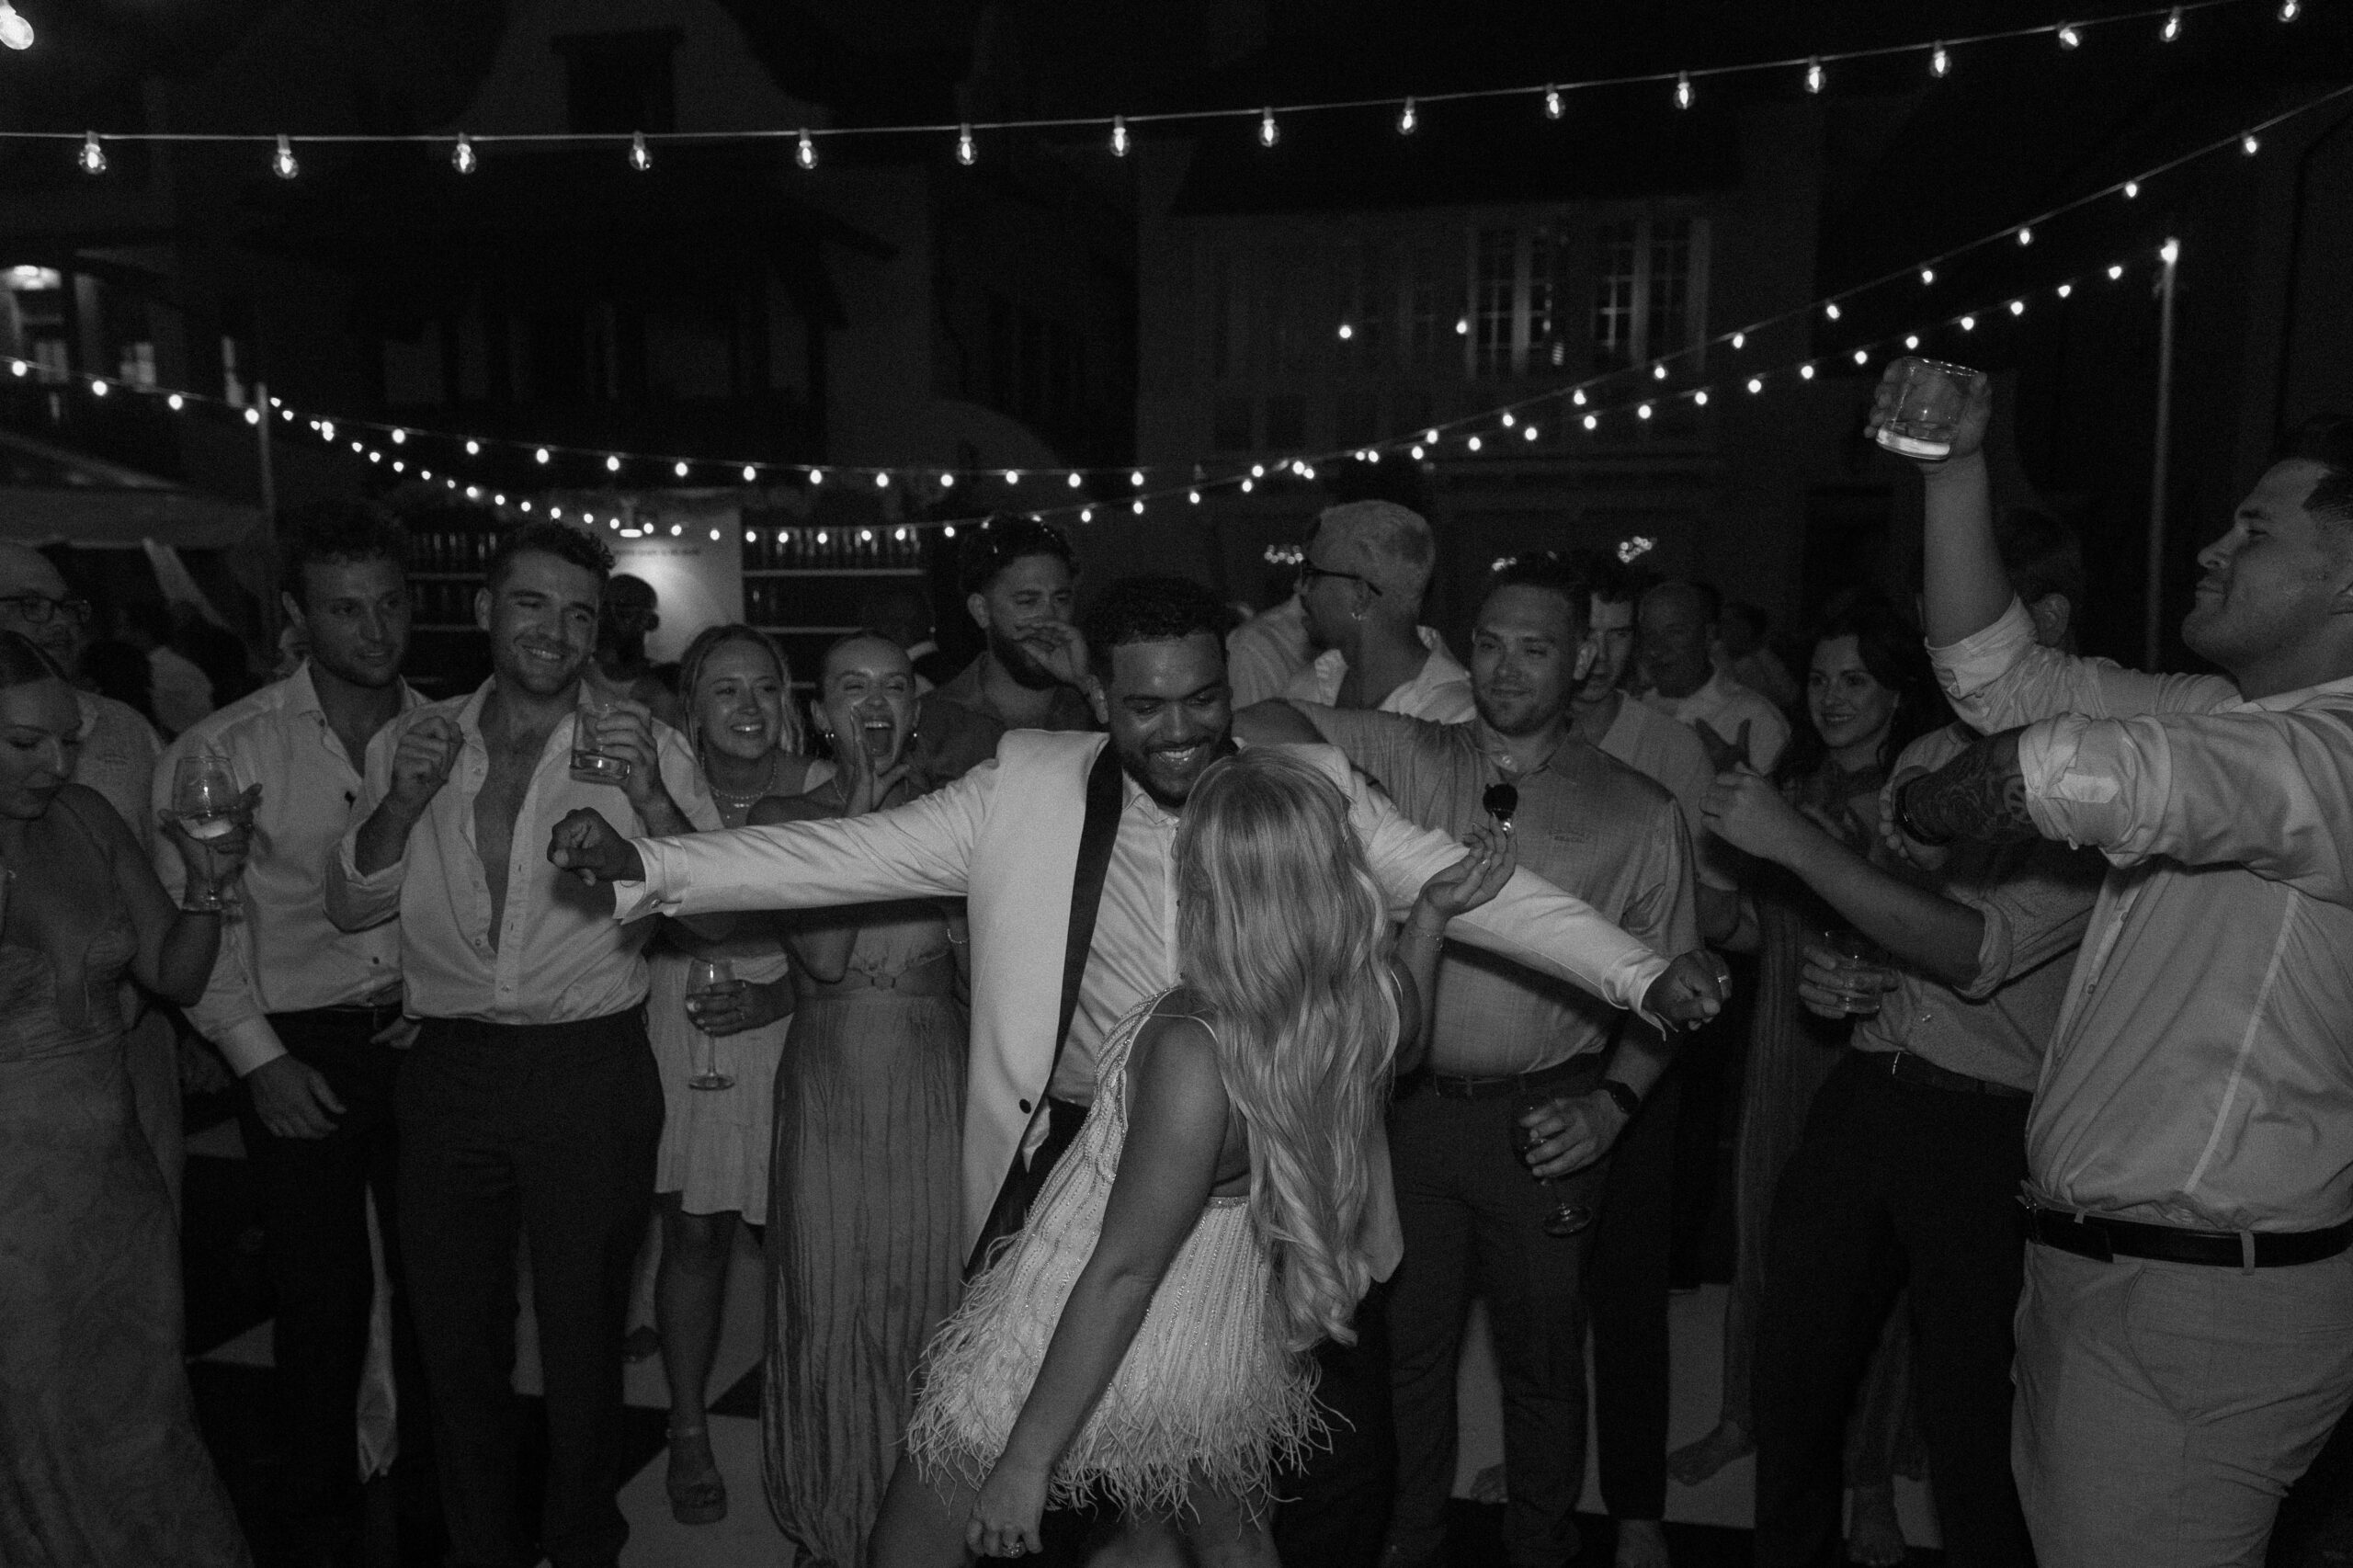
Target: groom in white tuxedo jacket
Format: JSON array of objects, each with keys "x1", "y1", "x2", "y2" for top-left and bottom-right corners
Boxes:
[{"x1": 550, "y1": 575, "x2": 1724, "y2": 1563}]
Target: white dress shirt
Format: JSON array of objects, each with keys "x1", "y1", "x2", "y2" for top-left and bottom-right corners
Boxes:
[
  {"x1": 154, "y1": 665, "x2": 422, "y2": 1076},
  {"x1": 326, "y1": 679, "x2": 718, "y2": 1025},
  {"x1": 1226, "y1": 595, "x2": 1314, "y2": 710},
  {"x1": 1283, "y1": 626, "x2": 1476, "y2": 724},
  {"x1": 1639, "y1": 668, "x2": 1791, "y2": 773},
  {"x1": 1935, "y1": 597, "x2": 2353, "y2": 1231}
]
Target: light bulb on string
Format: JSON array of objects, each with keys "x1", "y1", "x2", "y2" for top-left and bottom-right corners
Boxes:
[
  {"x1": 1853, "y1": 348, "x2": 1870, "y2": 364},
  {"x1": 79, "y1": 132, "x2": 105, "y2": 176},
  {"x1": 2057, "y1": 283, "x2": 2073, "y2": 299},
  {"x1": 1573, "y1": 389, "x2": 1588, "y2": 405},
  {"x1": 957, "y1": 124, "x2": 975, "y2": 165},
  {"x1": 1905, "y1": 335, "x2": 1921, "y2": 349},
  {"x1": 1674, "y1": 73, "x2": 1693, "y2": 110},
  {"x1": 2009, "y1": 299, "x2": 2026, "y2": 316},
  {"x1": 1652, "y1": 362, "x2": 1667, "y2": 380},
  {"x1": 1804, "y1": 57, "x2": 1824, "y2": 94},
  {"x1": 1920, "y1": 267, "x2": 1935, "y2": 286},
  {"x1": 2058, "y1": 22, "x2": 2081, "y2": 49},
  {"x1": 2163, "y1": 7, "x2": 2183, "y2": 40},
  {"x1": 90, "y1": 379, "x2": 108, "y2": 397},
  {"x1": 1241, "y1": 479, "x2": 1254, "y2": 493},
  {"x1": 673, "y1": 460, "x2": 689, "y2": 479},
  {"x1": 1259, "y1": 108, "x2": 1279, "y2": 148},
  {"x1": 1410, "y1": 444, "x2": 1426, "y2": 459},
  {"x1": 244, "y1": 407, "x2": 262, "y2": 426},
  {"x1": 630, "y1": 131, "x2": 650, "y2": 171},
  {"x1": 1930, "y1": 42, "x2": 1950, "y2": 77},
  {"x1": 1131, "y1": 500, "x2": 1144, "y2": 516},
  {"x1": 940, "y1": 472, "x2": 956, "y2": 488},
  {"x1": 1637, "y1": 403, "x2": 1653, "y2": 420},
  {"x1": 1960, "y1": 314, "x2": 1976, "y2": 331},
  {"x1": 797, "y1": 131, "x2": 817, "y2": 170},
  {"x1": 2281, "y1": 0, "x2": 2301, "y2": 19},
  {"x1": 2161, "y1": 237, "x2": 2180, "y2": 265},
  {"x1": 1110, "y1": 116, "x2": 1129, "y2": 157},
  {"x1": 1398, "y1": 97, "x2": 1417, "y2": 134},
  {"x1": 465, "y1": 439, "x2": 481, "y2": 456},
  {"x1": 392, "y1": 429, "x2": 406, "y2": 444},
  {"x1": 1583, "y1": 414, "x2": 1598, "y2": 430},
  {"x1": 875, "y1": 472, "x2": 890, "y2": 488},
  {"x1": 167, "y1": 392, "x2": 183, "y2": 410},
  {"x1": 1824, "y1": 302, "x2": 1841, "y2": 321},
  {"x1": 1080, "y1": 508, "x2": 1093, "y2": 523},
  {"x1": 1694, "y1": 390, "x2": 1710, "y2": 406},
  {"x1": 1730, "y1": 332, "x2": 1745, "y2": 350},
  {"x1": 1799, "y1": 364, "x2": 1815, "y2": 380},
  {"x1": 2018, "y1": 226, "x2": 2033, "y2": 245},
  {"x1": 1188, "y1": 489, "x2": 1201, "y2": 505},
  {"x1": 1522, "y1": 425, "x2": 1539, "y2": 441},
  {"x1": 606, "y1": 454, "x2": 621, "y2": 472},
  {"x1": 2243, "y1": 133, "x2": 2260, "y2": 155},
  {"x1": 1005, "y1": 470, "x2": 1021, "y2": 484},
  {"x1": 1067, "y1": 472, "x2": 1084, "y2": 489},
  {"x1": 273, "y1": 135, "x2": 299, "y2": 179},
  {"x1": 809, "y1": 468, "x2": 824, "y2": 484},
  {"x1": 0, "y1": 2, "x2": 34, "y2": 51},
  {"x1": 2108, "y1": 264, "x2": 2125, "y2": 279},
  {"x1": 533, "y1": 446, "x2": 549, "y2": 463},
  {"x1": 943, "y1": 524, "x2": 958, "y2": 538},
  {"x1": 1131, "y1": 470, "x2": 1144, "y2": 486},
  {"x1": 1501, "y1": 412, "x2": 1516, "y2": 427},
  {"x1": 2124, "y1": 179, "x2": 2139, "y2": 199},
  {"x1": 1465, "y1": 435, "x2": 1482, "y2": 451},
  {"x1": 1544, "y1": 85, "x2": 1563, "y2": 119},
  {"x1": 452, "y1": 134, "x2": 475, "y2": 174}
]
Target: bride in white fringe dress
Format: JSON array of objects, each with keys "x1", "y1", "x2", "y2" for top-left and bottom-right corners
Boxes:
[{"x1": 871, "y1": 747, "x2": 1518, "y2": 1567}]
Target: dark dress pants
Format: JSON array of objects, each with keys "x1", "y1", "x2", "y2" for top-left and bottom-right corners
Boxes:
[
  {"x1": 1586, "y1": 1068, "x2": 1679, "y2": 1523},
  {"x1": 236, "y1": 1006, "x2": 426, "y2": 1557},
  {"x1": 1272, "y1": 1278, "x2": 1397, "y2": 1568},
  {"x1": 1752, "y1": 1054, "x2": 2036, "y2": 1568},
  {"x1": 396, "y1": 1011, "x2": 661, "y2": 1568},
  {"x1": 1386, "y1": 1061, "x2": 1609, "y2": 1568}
]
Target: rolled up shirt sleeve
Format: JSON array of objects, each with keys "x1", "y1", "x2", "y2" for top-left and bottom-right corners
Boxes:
[
  {"x1": 2018, "y1": 705, "x2": 2353, "y2": 905},
  {"x1": 324, "y1": 723, "x2": 407, "y2": 933},
  {"x1": 1933, "y1": 597, "x2": 2235, "y2": 733},
  {"x1": 1948, "y1": 839, "x2": 2102, "y2": 1003}
]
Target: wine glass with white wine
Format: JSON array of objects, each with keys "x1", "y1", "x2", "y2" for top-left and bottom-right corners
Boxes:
[
  {"x1": 684, "y1": 958, "x2": 737, "y2": 1092},
  {"x1": 171, "y1": 754, "x2": 247, "y2": 912}
]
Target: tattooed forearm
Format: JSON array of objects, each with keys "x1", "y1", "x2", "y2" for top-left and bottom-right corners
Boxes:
[{"x1": 1896, "y1": 729, "x2": 2041, "y2": 846}]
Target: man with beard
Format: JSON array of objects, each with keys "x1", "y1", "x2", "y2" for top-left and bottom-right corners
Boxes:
[
  {"x1": 326, "y1": 521, "x2": 715, "y2": 1568},
  {"x1": 547, "y1": 573, "x2": 1728, "y2": 1567},
  {"x1": 158, "y1": 501, "x2": 436, "y2": 1566},
  {"x1": 1240, "y1": 554, "x2": 1709, "y2": 1568},
  {"x1": 1880, "y1": 369, "x2": 2353, "y2": 1567},
  {"x1": 910, "y1": 517, "x2": 1091, "y2": 783}
]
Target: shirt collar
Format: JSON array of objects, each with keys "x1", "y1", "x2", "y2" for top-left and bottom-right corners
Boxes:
[
  {"x1": 2233, "y1": 673, "x2": 2353, "y2": 713},
  {"x1": 1120, "y1": 766, "x2": 1182, "y2": 829}
]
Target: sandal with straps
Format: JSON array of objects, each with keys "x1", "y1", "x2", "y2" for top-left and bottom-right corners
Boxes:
[{"x1": 665, "y1": 1424, "x2": 728, "y2": 1525}]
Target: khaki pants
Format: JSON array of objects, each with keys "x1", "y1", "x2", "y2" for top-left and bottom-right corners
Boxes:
[{"x1": 2013, "y1": 1241, "x2": 2353, "y2": 1567}]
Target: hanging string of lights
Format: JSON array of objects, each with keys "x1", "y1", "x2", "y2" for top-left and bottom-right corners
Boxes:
[
  {"x1": 16, "y1": 0, "x2": 2311, "y2": 175},
  {"x1": 9, "y1": 83, "x2": 2339, "y2": 535}
]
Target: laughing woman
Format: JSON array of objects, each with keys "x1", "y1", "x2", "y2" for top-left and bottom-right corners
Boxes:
[{"x1": 756, "y1": 634, "x2": 976, "y2": 1568}]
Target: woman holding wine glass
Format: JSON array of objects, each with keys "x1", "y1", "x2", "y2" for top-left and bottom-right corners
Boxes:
[
  {"x1": 0, "y1": 631, "x2": 256, "y2": 1565},
  {"x1": 750, "y1": 633, "x2": 969, "y2": 1568},
  {"x1": 643, "y1": 625, "x2": 826, "y2": 1526}
]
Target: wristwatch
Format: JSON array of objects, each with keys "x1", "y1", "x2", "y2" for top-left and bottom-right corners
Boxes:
[
  {"x1": 1599, "y1": 1079, "x2": 1643, "y2": 1120},
  {"x1": 1894, "y1": 775, "x2": 1958, "y2": 848}
]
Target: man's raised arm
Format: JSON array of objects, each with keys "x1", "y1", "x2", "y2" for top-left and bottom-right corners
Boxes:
[{"x1": 550, "y1": 759, "x2": 994, "y2": 919}]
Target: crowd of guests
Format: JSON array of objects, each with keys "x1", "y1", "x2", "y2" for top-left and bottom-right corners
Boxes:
[{"x1": 4, "y1": 357, "x2": 2351, "y2": 1568}]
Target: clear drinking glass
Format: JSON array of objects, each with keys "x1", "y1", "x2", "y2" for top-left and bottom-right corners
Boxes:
[
  {"x1": 1875, "y1": 358, "x2": 1987, "y2": 460},
  {"x1": 171, "y1": 754, "x2": 247, "y2": 911},
  {"x1": 1828, "y1": 926, "x2": 1894, "y2": 1016},
  {"x1": 1515, "y1": 1091, "x2": 1597, "y2": 1237},
  {"x1": 685, "y1": 958, "x2": 736, "y2": 1092},
  {"x1": 570, "y1": 695, "x2": 633, "y2": 787}
]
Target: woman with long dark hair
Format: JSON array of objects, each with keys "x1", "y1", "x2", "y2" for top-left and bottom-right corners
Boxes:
[
  {"x1": 0, "y1": 630, "x2": 256, "y2": 1564},
  {"x1": 872, "y1": 748, "x2": 1515, "y2": 1567},
  {"x1": 1674, "y1": 599, "x2": 1942, "y2": 1563}
]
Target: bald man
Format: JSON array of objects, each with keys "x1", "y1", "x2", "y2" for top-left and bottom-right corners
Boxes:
[
  {"x1": 1283, "y1": 498, "x2": 1474, "y2": 722},
  {"x1": 0, "y1": 540, "x2": 181, "y2": 1200}
]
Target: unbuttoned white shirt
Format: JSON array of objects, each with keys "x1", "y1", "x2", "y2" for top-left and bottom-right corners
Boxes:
[
  {"x1": 1935, "y1": 597, "x2": 2353, "y2": 1231},
  {"x1": 1048, "y1": 775, "x2": 1185, "y2": 1104},
  {"x1": 155, "y1": 665, "x2": 422, "y2": 1075},
  {"x1": 1283, "y1": 625, "x2": 1476, "y2": 724},
  {"x1": 325, "y1": 679, "x2": 718, "y2": 1025}
]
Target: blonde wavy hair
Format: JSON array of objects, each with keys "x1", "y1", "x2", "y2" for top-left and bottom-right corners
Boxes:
[{"x1": 1174, "y1": 748, "x2": 1401, "y2": 1353}]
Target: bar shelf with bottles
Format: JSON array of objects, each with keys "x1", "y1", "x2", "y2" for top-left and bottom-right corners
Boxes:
[
  {"x1": 741, "y1": 508, "x2": 932, "y2": 686},
  {"x1": 409, "y1": 522, "x2": 499, "y2": 630}
]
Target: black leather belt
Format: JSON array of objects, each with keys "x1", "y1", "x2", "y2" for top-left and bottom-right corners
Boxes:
[
  {"x1": 1417, "y1": 1055, "x2": 1596, "y2": 1102},
  {"x1": 2022, "y1": 1199, "x2": 2353, "y2": 1269},
  {"x1": 1870, "y1": 1048, "x2": 2031, "y2": 1100}
]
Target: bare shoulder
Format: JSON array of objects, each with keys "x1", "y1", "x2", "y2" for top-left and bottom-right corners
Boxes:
[
  {"x1": 52, "y1": 780, "x2": 138, "y2": 856},
  {"x1": 1131, "y1": 996, "x2": 1226, "y2": 1099}
]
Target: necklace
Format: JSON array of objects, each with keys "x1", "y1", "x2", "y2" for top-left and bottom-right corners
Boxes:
[{"x1": 709, "y1": 754, "x2": 784, "y2": 816}]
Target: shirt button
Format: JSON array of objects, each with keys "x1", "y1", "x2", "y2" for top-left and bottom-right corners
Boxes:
[{"x1": 1018, "y1": 1098, "x2": 1033, "y2": 1113}]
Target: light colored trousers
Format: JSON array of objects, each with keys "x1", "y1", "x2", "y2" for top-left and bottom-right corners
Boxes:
[{"x1": 2013, "y1": 1241, "x2": 2353, "y2": 1567}]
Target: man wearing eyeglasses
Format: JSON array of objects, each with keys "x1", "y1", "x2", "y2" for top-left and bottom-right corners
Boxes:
[
  {"x1": 0, "y1": 541, "x2": 179, "y2": 1197},
  {"x1": 1283, "y1": 500, "x2": 1474, "y2": 724}
]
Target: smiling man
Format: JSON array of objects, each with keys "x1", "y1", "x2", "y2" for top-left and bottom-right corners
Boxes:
[
  {"x1": 545, "y1": 572, "x2": 1727, "y2": 1566},
  {"x1": 1877, "y1": 371, "x2": 2353, "y2": 1568},
  {"x1": 326, "y1": 519, "x2": 713, "y2": 1568}
]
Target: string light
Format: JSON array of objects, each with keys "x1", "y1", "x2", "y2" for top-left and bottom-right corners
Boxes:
[
  {"x1": 940, "y1": 472, "x2": 956, "y2": 487},
  {"x1": 244, "y1": 407, "x2": 261, "y2": 426},
  {"x1": 78, "y1": 132, "x2": 104, "y2": 176},
  {"x1": 1259, "y1": 108, "x2": 1279, "y2": 148},
  {"x1": 2125, "y1": 179, "x2": 2140, "y2": 198},
  {"x1": 2281, "y1": 0, "x2": 2300, "y2": 17},
  {"x1": 1652, "y1": 363, "x2": 1667, "y2": 380},
  {"x1": 2161, "y1": 236, "x2": 2181, "y2": 264},
  {"x1": 673, "y1": 460, "x2": 689, "y2": 479},
  {"x1": 2164, "y1": 6, "x2": 2184, "y2": 38},
  {"x1": 2018, "y1": 226, "x2": 2033, "y2": 245},
  {"x1": 1729, "y1": 333, "x2": 1745, "y2": 351},
  {"x1": 630, "y1": 131, "x2": 650, "y2": 171},
  {"x1": 2242, "y1": 132, "x2": 2260, "y2": 154},
  {"x1": 1583, "y1": 414, "x2": 1599, "y2": 430},
  {"x1": 1501, "y1": 412, "x2": 1517, "y2": 426},
  {"x1": 533, "y1": 446, "x2": 548, "y2": 463},
  {"x1": 1467, "y1": 436, "x2": 1483, "y2": 451},
  {"x1": 875, "y1": 472, "x2": 890, "y2": 488},
  {"x1": 1398, "y1": 97, "x2": 1418, "y2": 134},
  {"x1": 2009, "y1": 298, "x2": 2026, "y2": 315},
  {"x1": 1636, "y1": 403, "x2": 1653, "y2": 420},
  {"x1": 2056, "y1": 284, "x2": 2072, "y2": 299},
  {"x1": 1930, "y1": 41, "x2": 1950, "y2": 76},
  {"x1": 1960, "y1": 313, "x2": 1976, "y2": 330},
  {"x1": 1674, "y1": 73, "x2": 1693, "y2": 109},
  {"x1": 1799, "y1": 364, "x2": 1816, "y2": 380},
  {"x1": 1131, "y1": 470, "x2": 1145, "y2": 486},
  {"x1": 392, "y1": 429, "x2": 406, "y2": 444},
  {"x1": 0, "y1": 2, "x2": 33, "y2": 51},
  {"x1": 1337, "y1": 323, "x2": 1354, "y2": 340},
  {"x1": 605, "y1": 454, "x2": 621, "y2": 472},
  {"x1": 1805, "y1": 58, "x2": 1824, "y2": 94},
  {"x1": 273, "y1": 135, "x2": 298, "y2": 179},
  {"x1": 1005, "y1": 470, "x2": 1021, "y2": 484},
  {"x1": 1853, "y1": 348, "x2": 1870, "y2": 364},
  {"x1": 452, "y1": 133, "x2": 475, "y2": 175},
  {"x1": 1188, "y1": 490, "x2": 1201, "y2": 505},
  {"x1": 1921, "y1": 267, "x2": 1935, "y2": 285},
  {"x1": 1544, "y1": 85, "x2": 1563, "y2": 119},
  {"x1": 957, "y1": 124, "x2": 976, "y2": 165},
  {"x1": 1694, "y1": 390, "x2": 1710, "y2": 406},
  {"x1": 796, "y1": 131, "x2": 817, "y2": 170},
  {"x1": 809, "y1": 468, "x2": 824, "y2": 483},
  {"x1": 1905, "y1": 335, "x2": 1921, "y2": 349},
  {"x1": 167, "y1": 392, "x2": 183, "y2": 410},
  {"x1": 1110, "y1": 116, "x2": 1129, "y2": 156},
  {"x1": 465, "y1": 439, "x2": 481, "y2": 456},
  {"x1": 1824, "y1": 302, "x2": 1842, "y2": 321},
  {"x1": 1573, "y1": 389, "x2": 1589, "y2": 404},
  {"x1": 1068, "y1": 472, "x2": 1084, "y2": 488},
  {"x1": 2109, "y1": 263, "x2": 2125, "y2": 278},
  {"x1": 90, "y1": 378, "x2": 108, "y2": 397},
  {"x1": 2059, "y1": 22, "x2": 2083, "y2": 48}
]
